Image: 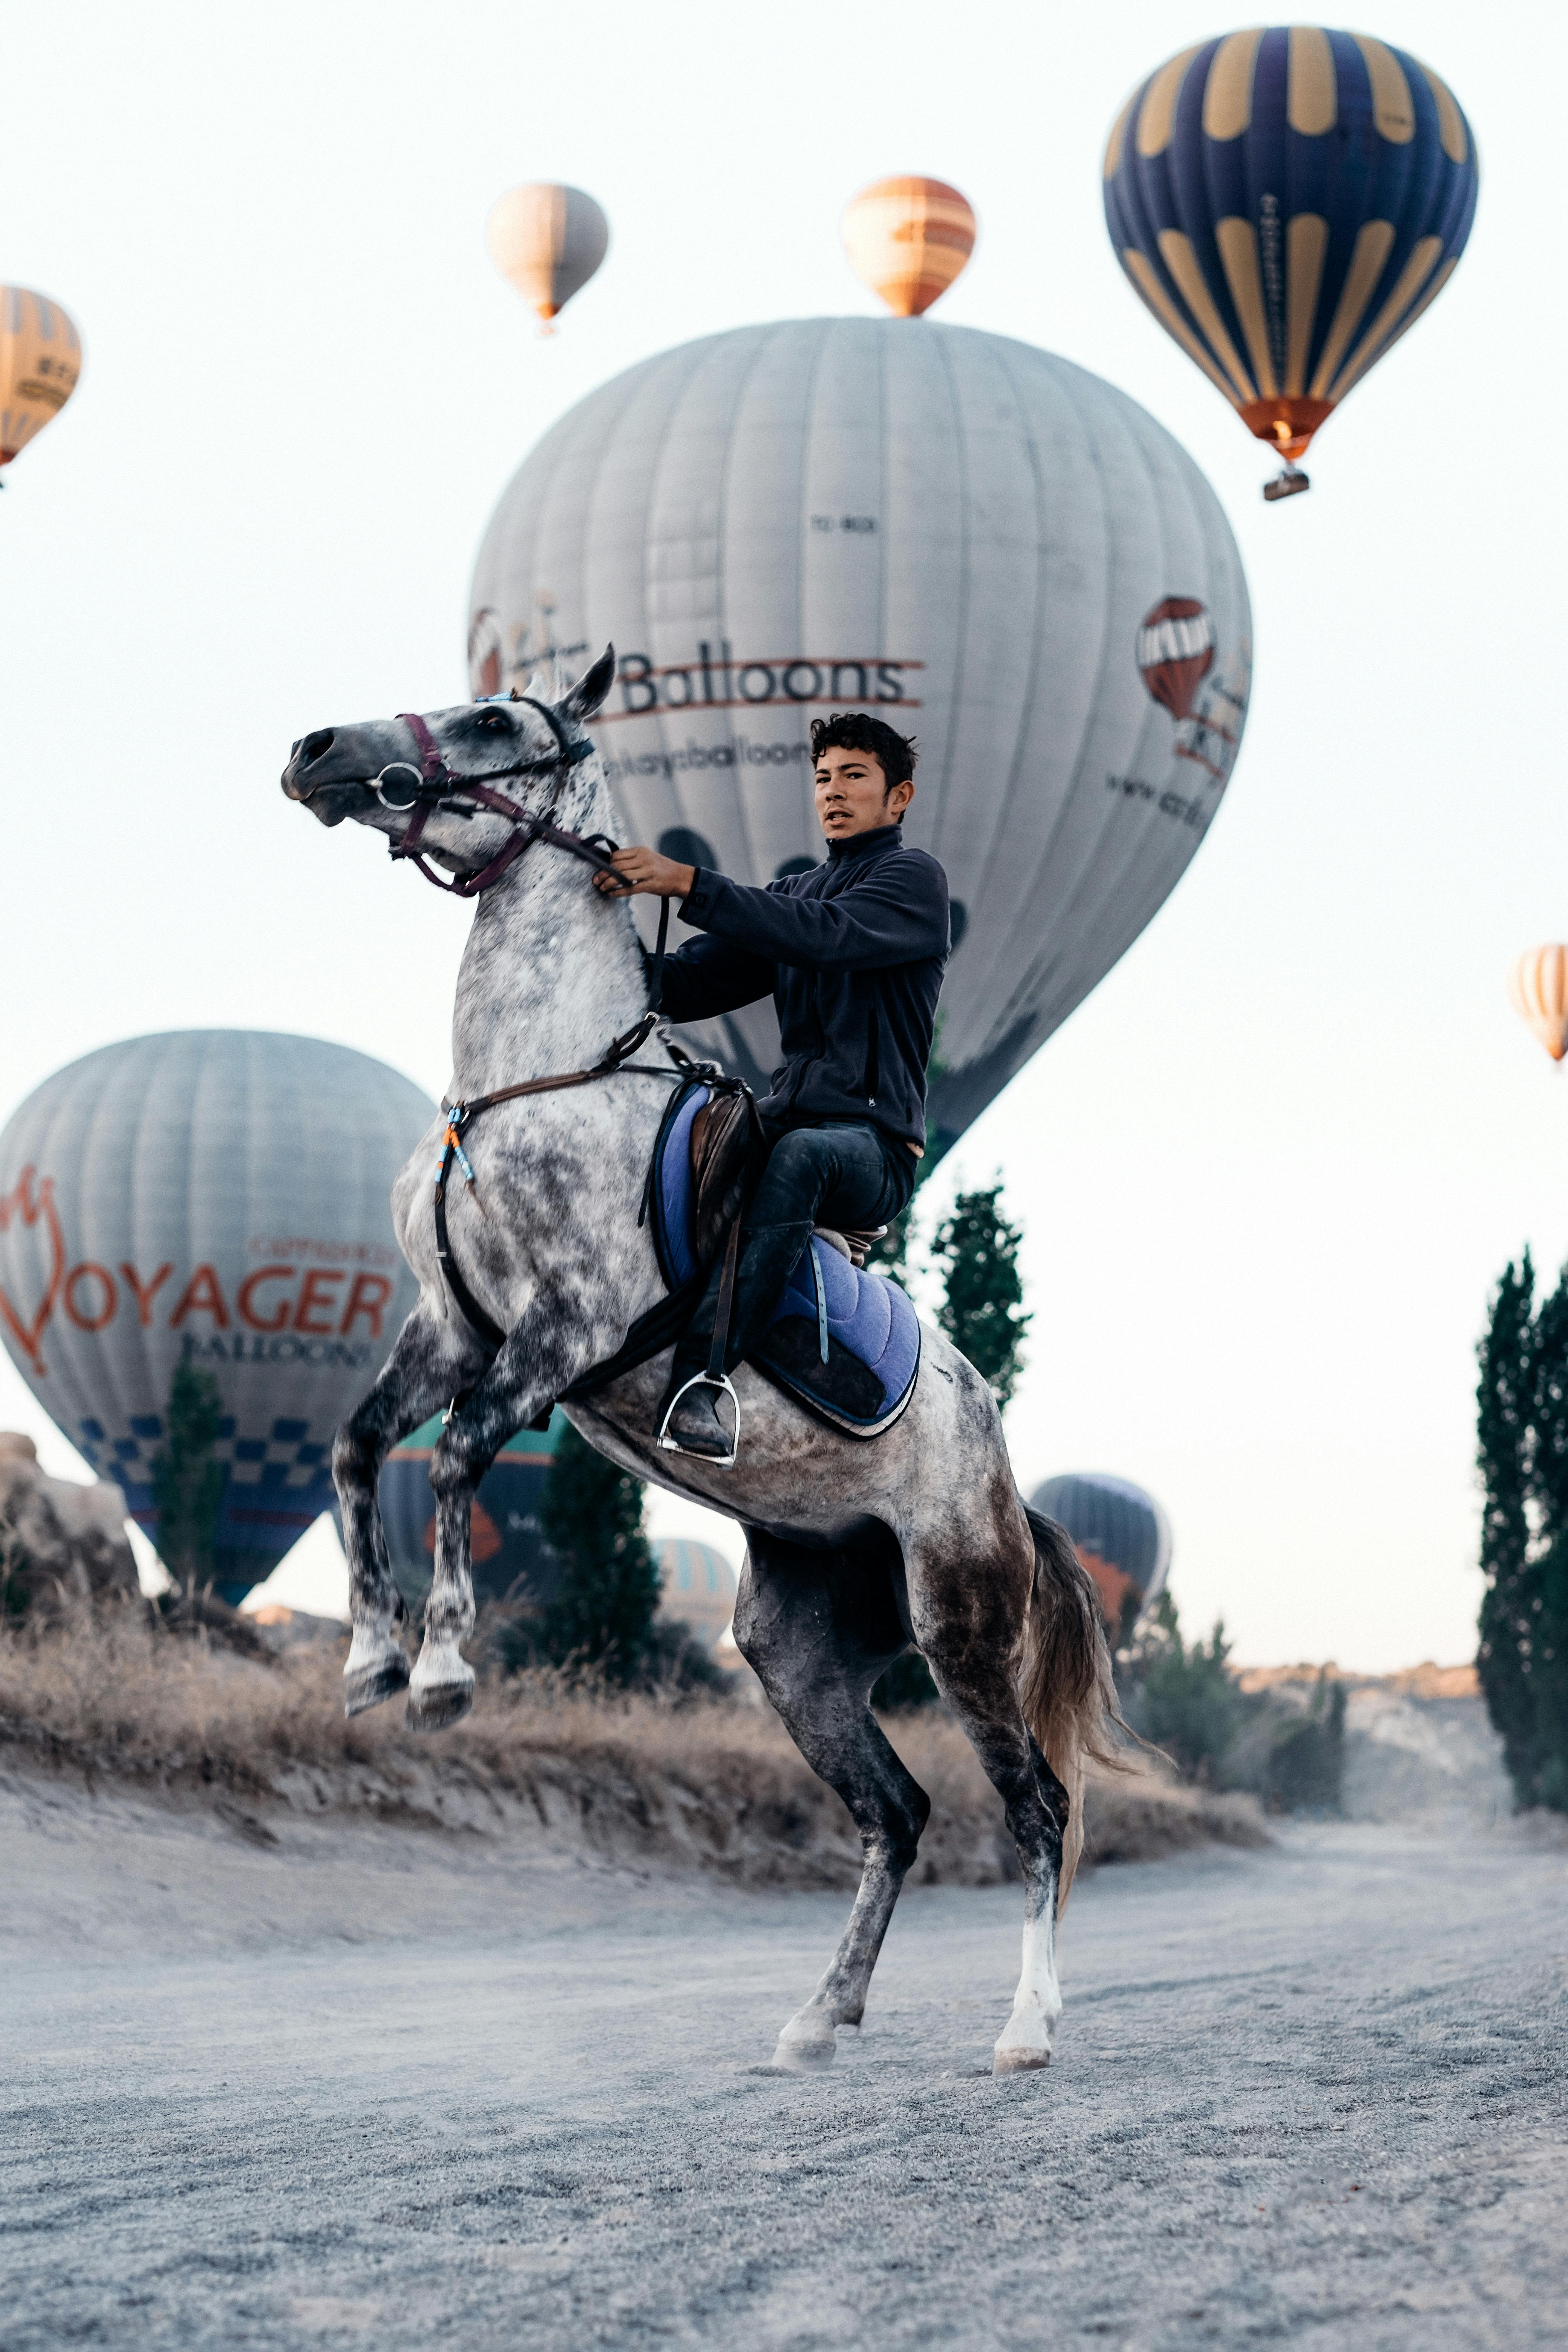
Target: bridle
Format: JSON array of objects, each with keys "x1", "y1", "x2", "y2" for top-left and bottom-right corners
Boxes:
[
  {"x1": 366, "y1": 696, "x2": 752, "y2": 1451},
  {"x1": 372, "y1": 695, "x2": 617, "y2": 899}
]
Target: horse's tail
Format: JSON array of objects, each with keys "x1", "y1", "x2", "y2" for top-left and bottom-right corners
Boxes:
[{"x1": 1018, "y1": 1504, "x2": 1129, "y2": 1904}]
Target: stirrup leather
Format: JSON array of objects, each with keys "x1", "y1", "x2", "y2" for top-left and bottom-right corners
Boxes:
[{"x1": 656, "y1": 1370, "x2": 741, "y2": 1466}]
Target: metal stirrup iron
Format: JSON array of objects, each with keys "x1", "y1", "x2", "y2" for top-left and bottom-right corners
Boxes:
[{"x1": 656, "y1": 1212, "x2": 743, "y2": 1465}]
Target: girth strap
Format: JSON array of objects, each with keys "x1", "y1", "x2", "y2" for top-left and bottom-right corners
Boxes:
[{"x1": 432, "y1": 1012, "x2": 678, "y2": 1357}]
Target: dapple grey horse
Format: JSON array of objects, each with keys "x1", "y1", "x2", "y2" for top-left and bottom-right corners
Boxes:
[{"x1": 281, "y1": 650, "x2": 1120, "y2": 2074}]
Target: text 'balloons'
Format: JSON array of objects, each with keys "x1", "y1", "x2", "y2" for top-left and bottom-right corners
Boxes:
[
  {"x1": 1102, "y1": 28, "x2": 1478, "y2": 500},
  {"x1": 487, "y1": 183, "x2": 609, "y2": 331},
  {"x1": 0, "y1": 286, "x2": 82, "y2": 472},
  {"x1": 469, "y1": 317, "x2": 1250, "y2": 1154},
  {"x1": 0, "y1": 1032, "x2": 433, "y2": 1602},
  {"x1": 841, "y1": 177, "x2": 976, "y2": 317},
  {"x1": 1510, "y1": 948, "x2": 1568, "y2": 1065}
]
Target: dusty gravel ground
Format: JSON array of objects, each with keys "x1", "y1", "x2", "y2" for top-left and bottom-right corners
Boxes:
[{"x1": 3, "y1": 1774, "x2": 1566, "y2": 2352}]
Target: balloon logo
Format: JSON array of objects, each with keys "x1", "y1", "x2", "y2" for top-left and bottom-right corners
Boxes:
[
  {"x1": 0, "y1": 285, "x2": 82, "y2": 472},
  {"x1": 1137, "y1": 597, "x2": 1215, "y2": 723},
  {"x1": 487, "y1": 182, "x2": 609, "y2": 331},
  {"x1": 1510, "y1": 948, "x2": 1568, "y2": 1064},
  {"x1": 1102, "y1": 28, "x2": 1478, "y2": 499},
  {"x1": 841, "y1": 177, "x2": 976, "y2": 316}
]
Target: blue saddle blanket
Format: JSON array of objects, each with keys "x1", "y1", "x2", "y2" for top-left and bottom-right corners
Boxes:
[{"x1": 648, "y1": 1084, "x2": 920, "y2": 1440}]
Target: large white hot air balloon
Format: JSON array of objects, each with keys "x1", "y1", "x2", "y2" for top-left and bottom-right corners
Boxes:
[
  {"x1": 0, "y1": 1032, "x2": 433, "y2": 1601},
  {"x1": 468, "y1": 318, "x2": 1251, "y2": 1150}
]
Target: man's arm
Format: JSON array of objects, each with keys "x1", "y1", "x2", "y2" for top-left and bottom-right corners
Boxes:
[
  {"x1": 657, "y1": 931, "x2": 776, "y2": 1024},
  {"x1": 681, "y1": 857, "x2": 948, "y2": 971}
]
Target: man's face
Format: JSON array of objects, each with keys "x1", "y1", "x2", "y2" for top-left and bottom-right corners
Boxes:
[{"x1": 813, "y1": 744, "x2": 914, "y2": 841}]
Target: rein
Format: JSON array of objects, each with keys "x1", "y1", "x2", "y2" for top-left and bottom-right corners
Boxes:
[{"x1": 376, "y1": 696, "x2": 673, "y2": 1004}]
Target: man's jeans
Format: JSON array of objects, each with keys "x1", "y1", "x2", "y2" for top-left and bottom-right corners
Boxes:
[{"x1": 674, "y1": 1119, "x2": 918, "y2": 1377}]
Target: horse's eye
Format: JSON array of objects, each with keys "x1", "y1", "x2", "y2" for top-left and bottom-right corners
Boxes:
[{"x1": 478, "y1": 710, "x2": 508, "y2": 732}]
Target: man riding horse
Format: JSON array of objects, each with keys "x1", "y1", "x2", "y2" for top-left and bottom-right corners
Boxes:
[{"x1": 596, "y1": 711, "x2": 949, "y2": 1462}]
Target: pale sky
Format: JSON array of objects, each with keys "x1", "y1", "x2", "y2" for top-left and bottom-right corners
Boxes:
[{"x1": 2, "y1": 0, "x2": 1561, "y2": 1671}]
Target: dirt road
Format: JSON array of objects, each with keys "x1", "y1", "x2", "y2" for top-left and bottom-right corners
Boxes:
[{"x1": 3, "y1": 1775, "x2": 1565, "y2": 2349}]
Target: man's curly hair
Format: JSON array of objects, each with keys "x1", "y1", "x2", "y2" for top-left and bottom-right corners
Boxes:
[{"x1": 810, "y1": 712, "x2": 919, "y2": 791}]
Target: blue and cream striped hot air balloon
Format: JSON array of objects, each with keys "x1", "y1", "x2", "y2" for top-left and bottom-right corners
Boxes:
[
  {"x1": 0, "y1": 1032, "x2": 433, "y2": 1602},
  {"x1": 1030, "y1": 1472, "x2": 1172, "y2": 1647},
  {"x1": 1103, "y1": 27, "x2": 1478, "y2": 499}
]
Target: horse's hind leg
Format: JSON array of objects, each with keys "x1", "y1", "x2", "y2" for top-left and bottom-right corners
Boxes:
[
  {"x1": 334, "y1": 1299, "x2": 483, "y2": 1718},
  {"x1": 733, "y1": 1525, "x2": 928, "y2": 2071},
  {"x1": 906, "y1": 1499, "x2": 1071, "y2": 2075}
]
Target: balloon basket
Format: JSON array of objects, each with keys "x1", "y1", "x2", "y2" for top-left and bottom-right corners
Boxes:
[{"x1": 1263, "y1": 465, "x2": 1310, "y2": 503}]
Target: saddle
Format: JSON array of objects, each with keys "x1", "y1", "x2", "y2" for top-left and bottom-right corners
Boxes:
[{"x1": 646, "y1": 1080, "x2": 921, "y2": 1441}]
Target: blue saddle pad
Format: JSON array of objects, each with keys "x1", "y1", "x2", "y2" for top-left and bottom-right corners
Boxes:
[{"x1": 648, "y1": 1083, "x2": 921, "y2": 1441}]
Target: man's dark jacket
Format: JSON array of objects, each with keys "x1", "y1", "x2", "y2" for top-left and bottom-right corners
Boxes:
[{"x1": 658, "y1": 824, "x2": 949, "y2": 1149}]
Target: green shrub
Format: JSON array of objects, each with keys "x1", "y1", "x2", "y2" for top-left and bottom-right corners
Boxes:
[{"x1": 1121, "y1": 1593, "x2": 1242, "y2": 1781}]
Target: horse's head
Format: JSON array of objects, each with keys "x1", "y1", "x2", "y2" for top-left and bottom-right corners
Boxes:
[{"x1": 280, "y1": 647, "x2": 617, "y2": 877}]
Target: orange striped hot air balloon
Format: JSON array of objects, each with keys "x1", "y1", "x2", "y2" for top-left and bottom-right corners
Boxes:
[
  {"x1": 0, "y1": 287, "x2": 82, "y2": 473},
  {"x1": 1510, "y1": 948, "x2": 1568, "y2": 1064},
  {"x1": 841, "y1": 177, "x2": 976, "y2": 317},
  {"x1": 486, "y1": 184, "x2": 608, "y2": 332}
]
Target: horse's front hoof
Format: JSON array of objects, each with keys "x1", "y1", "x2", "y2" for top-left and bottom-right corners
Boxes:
[
  {"x1": 343, "y1": 1632, "x2": 410, "y2": 1718},
  {"x1": 405, "y1": 1675, "x2": 475, "y2": 1733},
  {"x1": 405, "y1": 1639, "x2": 476, "y2": 1733},
  {"x1": 772, "y1": 2009, "x2": 836, "y2": 2072}
]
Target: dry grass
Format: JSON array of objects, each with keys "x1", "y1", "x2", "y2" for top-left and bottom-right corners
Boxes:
[{"x1": 0, "y1": 1604, "x2": 1265, "y2": 1887}]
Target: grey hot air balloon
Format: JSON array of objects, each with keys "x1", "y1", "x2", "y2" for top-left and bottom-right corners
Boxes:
[
  {"x1": 469, "y1": 318, "x2": 1251, "y2": 1152},
  {"x1": 1030, "y1": 1471, "x2": 1172, "y2": 1646},
  {"x1": 0, "y1": 1032, "x2": 433, "y2": 1603}
]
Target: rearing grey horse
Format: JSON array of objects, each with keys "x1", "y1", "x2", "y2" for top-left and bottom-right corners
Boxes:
[{"x1": 281, "y1": 651, "x2": 1120, "y2": 2074}]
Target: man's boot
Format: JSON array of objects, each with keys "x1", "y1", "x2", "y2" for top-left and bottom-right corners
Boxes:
[{"x1": 657, "y1": 1220, "x2": 814, "y2": 1461}]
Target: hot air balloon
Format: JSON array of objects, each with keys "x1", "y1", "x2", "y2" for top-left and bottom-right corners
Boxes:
[
  {"x1": 469, "y1": 318, "x2": 1251, "y2": 1153},
  {"x1": 366, "y1": 1409, "x2": 563, "y2": 1612},
  {"x1": 1103, "y1": 28, "x2": 1479, "y2": 499},
  {"x1": 0, "y1": 286, "x2": 82, "y2": 475},
  {"x1": 0, "y1": 1032, "x2": 433, "y2": 1602},
  {"x1": 841, "y1": 177, "x2": 976, "y2": 316},
  {"x1": 1509, "y1": 948, "x2": 1568, "y2": 1065},
  {"x1": 654, "y1": 1536, "x2": 739, "y2": 1653},
  {"x1": 487, "y1": 183, "x2": 609, "y2": 331},
  {"x1": 1029, "y1": 1472, "x2": 1172, "y2": 1646}
]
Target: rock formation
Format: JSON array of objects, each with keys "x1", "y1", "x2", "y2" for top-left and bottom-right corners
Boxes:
[{"x1": 0, "y1": 1433, "x2": 139, "y2": 1609}]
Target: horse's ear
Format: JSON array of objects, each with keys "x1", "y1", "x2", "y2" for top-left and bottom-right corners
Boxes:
[{"x1": 559, "y1": 644, "x2": 616, "y2": 724}]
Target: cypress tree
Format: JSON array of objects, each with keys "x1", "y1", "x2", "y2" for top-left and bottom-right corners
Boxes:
[
  {"x1": 150, "y1": 1362, "x2": 225, "y2": 1592},
  {"x1": 1522, "y1": 1261, "x2": 1568, "y2": 1809},
  {"x1": 930, "y1": 1184, "x2": 1031, "y2": 1410},
  {"x1": 1476, "y1": 1251, "x2": 1568, "y2": 1812},
  {"x1": 1477, "y1": 1256, "x2": 1542, "y2": 1800},
  {"x1": 537, "y1": 1422, "x2": 663, "y2": 1682}
]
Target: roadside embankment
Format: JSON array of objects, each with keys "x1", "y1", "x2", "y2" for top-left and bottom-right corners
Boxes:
[{"x1": 0, "y1": 1605, "x2": 1265, "y2": 1885}]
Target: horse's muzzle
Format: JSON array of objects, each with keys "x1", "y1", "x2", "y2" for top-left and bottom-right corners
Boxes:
[{"x1": 282, "y1": 728, "x2": 359, "y2": 824}]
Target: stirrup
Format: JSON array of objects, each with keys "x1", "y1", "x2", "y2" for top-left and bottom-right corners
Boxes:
[{"x1": 657, "y1": 1371, "x2": 741, "y2": 1467}]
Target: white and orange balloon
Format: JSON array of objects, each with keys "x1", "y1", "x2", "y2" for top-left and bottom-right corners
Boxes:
[
  {"x1": 487, "y1": 182, "x2": 608, "y2": 331},
  {"x1": 1510, "y1": 948, "x2": 1568, "y2": 1064},
  {"x1": 841, "y1": 176, "x2": 976, "y2": 317},
  {"x1": 0, "y1": 285, "x2": 81, "y2": 473}
]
